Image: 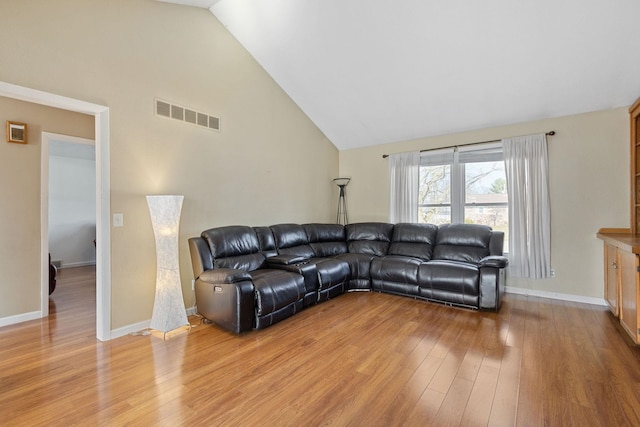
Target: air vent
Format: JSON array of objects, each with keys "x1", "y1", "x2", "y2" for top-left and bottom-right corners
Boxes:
[
  {"x1": 156, "y1": 100, "x2": 171, "y2": 118},
  {"x1": 208, "y1": 116, "x2": 220, "y2": 130},
  {"x1": 155, "y1": 99, "x2": 220, "y2": 132},
  {"x1": 197, "y1": 112, "x2": 208, "y2": 127},
  {"x1": 185, "y1": 109, "x2": 197, "y2": 125},
  {"x1": 171, "y1": 105, "x2": 184, "y2": 120}
]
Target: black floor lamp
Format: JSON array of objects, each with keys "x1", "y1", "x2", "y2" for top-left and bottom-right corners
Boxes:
[{"x1": 334, "y1": 178, "x2": 350, "y2": 225}]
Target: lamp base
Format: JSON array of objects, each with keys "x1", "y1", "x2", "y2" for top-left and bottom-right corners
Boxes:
[{"x1": 150, "y1": 324, "x2": 191, "y2": 340}]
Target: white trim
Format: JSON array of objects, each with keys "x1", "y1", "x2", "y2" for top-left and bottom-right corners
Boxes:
[
  {"x1": 0, "y1": 311, "x2": 42, "y2": 328},
  {"x1": 45, "y1": 132, "x2": 95, "y2": 146},
  {"x1": 506, "y1": 286, "x2": 607, "y2": 307},
  {"x1": 111, "y1": 308, "x2": 198, "y2": 339},
  {"x1": 0, "y1": 82, "x2": 107, "y2": 115},
  {"x1": 0, "y1": 81, "x2": 112, "y2": 341},
  {"x1": 111, "y1": 320, "x2": 151, "y2": 339},
  {"x1": 59, "y1": 262, "x2": 97, "y2": 269},
  {"x1": 40, "y1": 135, "x2": 50, "y2": 319},
  {"x1": 95, "y1": 110, "x2": 111, "y2": 341}
]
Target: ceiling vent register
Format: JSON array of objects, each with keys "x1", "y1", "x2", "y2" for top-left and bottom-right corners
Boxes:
[{"x1": 155, "y1": 99, "x2": 220, "y2": 131}]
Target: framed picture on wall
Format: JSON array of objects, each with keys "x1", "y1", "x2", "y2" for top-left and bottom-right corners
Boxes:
[{"x1": 6, "y1": 121, "x2": 27, "y2": 144}]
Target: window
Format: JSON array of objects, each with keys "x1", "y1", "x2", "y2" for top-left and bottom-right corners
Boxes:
[{"x1": 418, "y1": 143, "x2": 509, "y2": 250}]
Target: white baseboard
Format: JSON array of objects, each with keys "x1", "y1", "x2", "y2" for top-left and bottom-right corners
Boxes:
[
  {"x1": 111, "y1": 319, "x2": 151, "y2": 339},
  {"x1": 506, "y1": 286, "x2": 607, "y2": 307},
  {"x1": 59, "y1": 261, "x2": 97, "y2": 269},
  {"x1": 0, "y1": 305, "x2": 196, "y2": 338},
  {"x1": 110, "y1": 306, "x2": 198, "y2": 339},
  {"x1": 0, "y1": 310, "x2": 42, "y2": 328}
]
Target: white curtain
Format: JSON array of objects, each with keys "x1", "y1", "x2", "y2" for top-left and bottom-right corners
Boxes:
[
  {"x1": 502, "y1": 134, "x2": 551, "y2": 279},
  {"x1": 389, "y1": 151, "x2": 420, "y2": 223}
]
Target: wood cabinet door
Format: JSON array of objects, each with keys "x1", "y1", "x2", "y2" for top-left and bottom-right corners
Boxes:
[
  {"x1": 604, "y1": 243, "x2": 619, "y2": 316},
  {"x1": 619, "y1": 250, "x2": 639, "y2": 344},
  {"x1": 630, "y1": 99, "x2": 640, "y2": 233}
]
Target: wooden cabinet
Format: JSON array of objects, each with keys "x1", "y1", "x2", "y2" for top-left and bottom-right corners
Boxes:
[
  {"x1": 596, "y1": 97, "x2": 640, "y2": 343},
  {"x1": 631, "y1": 98, "x2": 640, "y2": 233},
  {"x1": 604, "y1": 242, "x2": 619, "y2": 316},
  {"x1": 619, "y1": 249, "x2": 640, "y2": 343},
  {"x1": 596, "y1": 97, "x2": 640, "y2": 344},
  {"x1": 597, "y1": 231, "x2": 640, "y2": 344}
]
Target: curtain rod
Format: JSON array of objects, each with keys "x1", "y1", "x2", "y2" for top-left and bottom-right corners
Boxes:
[{"x1": 381, "y1": 131, "x2": 556, "y2": 159}]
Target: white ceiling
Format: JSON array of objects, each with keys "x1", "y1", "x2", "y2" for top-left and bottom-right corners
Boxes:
[{"x1": 159, "y1": 0, "x2": 640, "y2": 150}]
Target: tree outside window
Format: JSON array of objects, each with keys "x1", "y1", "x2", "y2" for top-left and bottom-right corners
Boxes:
[{"x1": 418, "y1": 147, "x2": 509, "y2": 251}]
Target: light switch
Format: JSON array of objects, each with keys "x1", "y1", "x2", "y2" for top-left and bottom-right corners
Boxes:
[{"x1": 113, "y1": 213, "x2": 124, "y2": 227}]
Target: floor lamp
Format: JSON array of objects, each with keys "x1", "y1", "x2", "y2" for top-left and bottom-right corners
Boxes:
[
  {"x1": 146, "y1": 195, "x2": 189, "y2": 338},
  {"x1": 334, "y1": 178, "x2": 350, "y2": 225}
]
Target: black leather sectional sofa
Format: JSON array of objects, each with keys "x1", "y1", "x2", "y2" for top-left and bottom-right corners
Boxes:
[{"x1": 188, "y1": 222, "x2": 508, "y2": 333}]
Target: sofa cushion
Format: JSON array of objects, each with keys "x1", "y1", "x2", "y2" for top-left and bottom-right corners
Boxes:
[
  {"x1": 253, "y1": 226, "x2": 278, "y2": 258},
  {"x1": 388, "y1": 223, "x2": 438, "y2": 261},
  {"x1": 371, "y1": 255, "x2": 421, "y2": 295},
  {"x1": 270, "y1": 223, "x2": 315, "y2": 259},
  {"x1": 202, "y1": 226, "x2": 265, "y2": 272},
  {"x1": 214, "y1": 253, "x2": 266, "y2": 272},
  {"x1": 418, "y1": 260, "x2": 480, "y2": 307},
  {"x1": 313, "y1": 257, "x2": 351, "y2": 291},
  {"x1": 251, "y1": 269, "x2": 305, "y2": 316},
  {"x1": 345, "y1": 222, "x2": 394, "y2": 256},
  {"x1": 432, "y1": 224, "x2": 492, "y2": 264},
  {"x1": 334, "y1": 253, "x2": 375, "y2": 290},
  {"x1": 304, "y1": 223, "x2": 348, "y2": 257}
]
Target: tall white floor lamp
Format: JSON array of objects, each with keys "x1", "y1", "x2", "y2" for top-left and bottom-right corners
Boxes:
[{"x1": 146, "y1": 195, "x2": 189, "y2": 338}]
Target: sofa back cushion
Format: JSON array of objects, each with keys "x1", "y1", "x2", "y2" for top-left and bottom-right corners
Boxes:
[
  {"x1": 345, "y1": 222, "x2": 394, "y2": 256},
  {"x1": 432, "y1": 223, "x2": 492, "y2": 263},
  {"x1": 388, "y1": 223, "x2": 438, "y2": 261},
  {"x1": 201, "y1": 226, "x2": 265, "y2": 271},
  {"x1": 253, "y1": 226, "x2": 278, "y2": 258},
  {"x1": 304, "y1": 223, "x2": 348, "y2": 257},
  {"x1": 270, "y1": 223, "x2": 315, "y2": 258}
]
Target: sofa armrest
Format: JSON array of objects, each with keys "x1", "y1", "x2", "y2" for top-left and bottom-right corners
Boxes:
[
  {"x1": 200, "y1": 268, "x2": 251, "y2": 284},
  {"x1": 479, "y1": 255, "x2": 508, "y2": 269},
  {"x1": 195, "y1": 278, "x2": 254, "y2": 333},
  {"x1": 479, "y1": 260, "x2": 507, "y2": 311},
  {"x1": 266, "y1": 254, "x2": 308, "y2": 266}
]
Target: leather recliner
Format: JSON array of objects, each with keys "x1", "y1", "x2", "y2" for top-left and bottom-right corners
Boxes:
[
  {"x1": 268, "y1": 224, "x2": 351, "y2": 304},
  {"x1": 190, "y1": 225, "x2": 306, "y2": 333},
  {"x1": 335, "y1": 222, "x2": 395, "y2": 290}
]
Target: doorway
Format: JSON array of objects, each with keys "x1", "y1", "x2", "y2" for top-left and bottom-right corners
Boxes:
[
  {"x1": 43, "y1": 133, "x2": 96, "y2": 305},
  {"x1": 0, "y1": 81, "x2": 112, "y2": 341}
]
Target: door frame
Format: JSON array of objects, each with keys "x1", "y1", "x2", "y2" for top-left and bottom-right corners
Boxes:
[{"x1": 0, "y1": 81, "x2": 112, "y2": 341}]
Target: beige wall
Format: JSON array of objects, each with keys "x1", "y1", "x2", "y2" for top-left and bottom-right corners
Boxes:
[
  {"x1": 0, "y1": 97, "x2": 94, "y2": 317},
  {"x1": 340, "y1": 108, "x2": 630, "y2": 299},
  {"x1": 0, "y1": 0, "x2": 338, "y2": 329},
  {"x1": 0, "y1": 0, "x2": 627, "y2": 330}
]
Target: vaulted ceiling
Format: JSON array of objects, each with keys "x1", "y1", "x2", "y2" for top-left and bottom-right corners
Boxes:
[{"x1": 159, "y1": 0, "x2": 640, "y2": 150}]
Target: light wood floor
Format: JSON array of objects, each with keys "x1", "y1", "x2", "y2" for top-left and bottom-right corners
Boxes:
[{"x1": 1, "y1": 267, "x2": 640, "y2": 426}]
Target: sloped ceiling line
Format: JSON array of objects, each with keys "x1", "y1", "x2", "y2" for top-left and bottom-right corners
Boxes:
[{"x1": 158, "y1": 0, "x2": 640, "y2": 150}]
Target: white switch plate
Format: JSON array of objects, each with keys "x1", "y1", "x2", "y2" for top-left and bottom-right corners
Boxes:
[{"x1": 113, "y1": 213, "x2": 124, "y2": 227}]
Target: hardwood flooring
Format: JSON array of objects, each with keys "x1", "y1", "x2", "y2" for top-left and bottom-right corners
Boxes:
[{"x1": 1, "y1": 267, "x2": 640, "y2": 426}]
